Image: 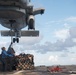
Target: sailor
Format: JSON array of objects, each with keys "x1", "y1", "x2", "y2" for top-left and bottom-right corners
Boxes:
[
  {"x1": 1, "y1": 47, "x2": 13, "y2": 58},
  {"x1": 7, "y1": 42, "x2": 15, "y2": 56},
  {"x1": 1, "y1": 47, "x2": 13, "y2": 71}
]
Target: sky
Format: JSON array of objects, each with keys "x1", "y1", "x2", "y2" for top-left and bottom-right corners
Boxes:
[{"x1": 0, "y1": 0, "x2": 76, "y2": 66}]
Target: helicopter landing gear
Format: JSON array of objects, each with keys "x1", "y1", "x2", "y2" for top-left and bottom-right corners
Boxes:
[
  {"x1": 9, "y1": 20, "x2": 19, "y2": 43},
  {"x1": 13, "y1": 38, "x2": 19, "y2": 43}
]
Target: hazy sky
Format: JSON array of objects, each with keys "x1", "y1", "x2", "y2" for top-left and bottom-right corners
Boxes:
[{"x1": 0, "y1": 0, "x2": 76, "y2": 66}]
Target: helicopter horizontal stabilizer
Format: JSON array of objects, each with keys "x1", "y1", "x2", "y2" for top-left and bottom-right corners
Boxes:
[{"x1": 0, "y1": 30, "x2": 39, "y2": 37}]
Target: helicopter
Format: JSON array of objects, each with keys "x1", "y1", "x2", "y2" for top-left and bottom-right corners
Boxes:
[{"x1": 0, "y1": 0, "x2": 45, "y2": 43}]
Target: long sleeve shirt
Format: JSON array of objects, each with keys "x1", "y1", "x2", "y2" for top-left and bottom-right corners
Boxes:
[
  {"x1": 1, "y1": 50, "x2": 13, "y2": 58},
  {"x1": 7, "y1": 42, "x2": 15, "y2": 56},
  {"x1": 7, "y1": 42, "x2": 12, "y2": 51}
]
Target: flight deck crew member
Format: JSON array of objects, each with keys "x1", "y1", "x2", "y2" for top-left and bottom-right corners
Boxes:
[
  {"x1": 1, "y1": 47, "x2": 13, "y2": 71},
  {"x1": 7, "y1": 42, "x2": 15, "y2": 56},
  {"x1": 1, "y1": 47, "x2": 13, "y2": 58}
]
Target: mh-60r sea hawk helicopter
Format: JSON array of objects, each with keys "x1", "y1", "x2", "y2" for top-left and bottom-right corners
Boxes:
[{"x1": 0, "y1": 0, "x2": 45, "y2": 43}]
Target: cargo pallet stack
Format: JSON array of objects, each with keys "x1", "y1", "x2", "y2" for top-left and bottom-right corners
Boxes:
[
  {"x1": 0, "y1": 53, "x2": 34, "y2": 71},
  {"x1": 16, "y1": 54, "x2": 34, "y2": 70}
]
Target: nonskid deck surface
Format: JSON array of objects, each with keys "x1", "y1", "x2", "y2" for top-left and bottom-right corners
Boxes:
[
  {"x1": 0, "y1": 66, "x2": 76, "y2": 75},
  {"x1": 0, "y1": 71, "x2": 67, "y2": 75}
]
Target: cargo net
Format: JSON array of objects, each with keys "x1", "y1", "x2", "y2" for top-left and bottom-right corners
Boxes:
[
  {"x1": 0, "y1": 53, "x2": 34, "y2": 71},
  {"x1": 16, "y1": 53, "x2": 34, "y2": 70}
]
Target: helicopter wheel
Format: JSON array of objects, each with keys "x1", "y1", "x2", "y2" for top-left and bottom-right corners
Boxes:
[
  {"x1": 13, "y1": 38, "x2": 19, "y2": 43},
  {"x1": 16, "y1": 38, "x2": 19, "y2": 43},
  {"x1": 13, "y1": 38, "x2": 15, "y2": 43}
]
